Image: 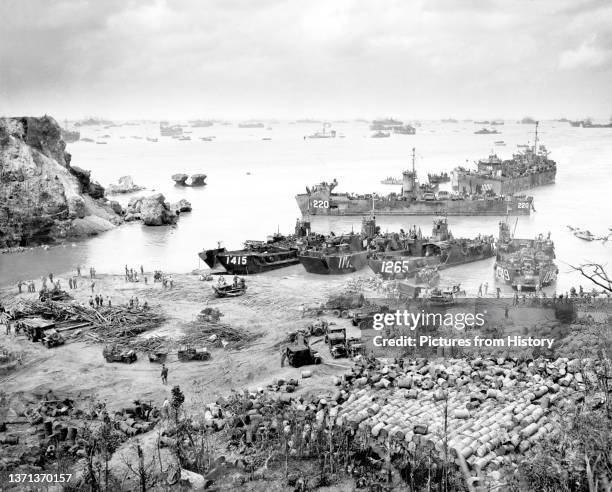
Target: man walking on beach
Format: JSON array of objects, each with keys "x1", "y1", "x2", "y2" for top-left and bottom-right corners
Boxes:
[
  {"x1": 161, "y1": 364, "x2": 168, "y2": 385},
  {"x1": 77, "y1": 266, "x2": 81, "y2": 277}
]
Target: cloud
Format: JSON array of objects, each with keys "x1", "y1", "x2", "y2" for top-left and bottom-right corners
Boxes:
[
  {"x1": 0, "y1": 0, "x2": 611, "y2": 118},
  {"x1": 559, "y1": 35, "x2": 609, "y2": 70}
]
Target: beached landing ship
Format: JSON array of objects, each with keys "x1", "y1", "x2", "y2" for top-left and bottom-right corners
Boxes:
[
  {"x1": 494, "y1": 221, "x2": 558, "y2": 291},
  {"x1": 199, "y1": 220, "x2": 314, "y2": 275},
  {"x1": 296, "y1": 149, "x2": 534, "y2": 217},
  {"x1": 368, "y1": 217, "x2": 495, "y2": 279},
  {"x1": 298, "y1": 217, "x2": 376, "y2": 275},
  {"x1": 454, "y1": 122, "x2": 556, "y2": 195}
]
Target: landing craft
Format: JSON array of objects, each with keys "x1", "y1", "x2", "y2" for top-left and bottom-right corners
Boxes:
[
  {"x1": 368, "y1": 217, "x2": 495, "y2": 280},
  {"x1": 494, "y1": 220, "x2": 558, "y2": 291},
  {"x1": 199, "y1": 220, "x2": 314, "y2": 275}
]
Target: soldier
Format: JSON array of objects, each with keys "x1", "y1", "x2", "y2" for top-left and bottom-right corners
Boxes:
[
  {"x1": 281, "y1": 349, "x2": 287, "y2": 368},
  {"x1": 77, "y1": 265, "x2": 81, "y2": 277},
  {"x1": 161, "y1": 364, "x2": 168, "y2": 384}
]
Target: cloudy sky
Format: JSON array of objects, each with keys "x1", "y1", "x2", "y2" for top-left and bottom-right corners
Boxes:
[{"x1": 1, "y1": 0, "x2": 611, "y2": 119}]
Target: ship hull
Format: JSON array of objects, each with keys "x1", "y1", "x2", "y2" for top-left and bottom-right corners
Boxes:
[
  {"x1": 454, "y1": 169, "x2": 556, "y2": 195},
  {"x1": 299, "y1": 251, "x2": 368, "y2": 274},
  {"x1": 296, "y1": 193, "x2": 533, "y2": 216},
  {"x1": 494, "y1": 261, "x2": 558, "y2": 291},
  {"x1": 369, "y1": 244, "x2": 494, "y2": 280},
  {"x1": 198, "y1": 249, "x2": 299, "y2": 275}
]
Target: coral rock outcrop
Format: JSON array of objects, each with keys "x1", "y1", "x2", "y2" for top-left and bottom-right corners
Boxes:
[{"x1": 0, "y1": 115, "x2": 121, "y2": 247}]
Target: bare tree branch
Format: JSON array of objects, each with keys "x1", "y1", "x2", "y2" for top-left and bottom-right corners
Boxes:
[{"x1": 569, "y1": 262, "x2": 612, "y2": 293}]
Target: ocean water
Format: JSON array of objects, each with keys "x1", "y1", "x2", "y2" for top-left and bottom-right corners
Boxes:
[{"x1": 1, "y1": 121, "x2": 611, "y2": 294}]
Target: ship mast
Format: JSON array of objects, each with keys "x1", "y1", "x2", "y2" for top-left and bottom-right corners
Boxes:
[
  {"x1": 533, "y1": 121, "x2": 539, "y2": 154},
  {"x1": 412, "y1": 147, "x2": 416, "y2": 175}
]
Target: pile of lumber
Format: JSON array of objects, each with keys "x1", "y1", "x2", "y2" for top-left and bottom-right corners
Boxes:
[
  {"x1": 9, "y1": 300, "x2": 166, "y2": 341},
  {"x1": 182, "y1": 320, "x2": 262, "y2": 349}
]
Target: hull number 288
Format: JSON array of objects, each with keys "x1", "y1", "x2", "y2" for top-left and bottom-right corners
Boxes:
[{"x1": 311, "y1": 200, "x2": 329, "y2": 209}]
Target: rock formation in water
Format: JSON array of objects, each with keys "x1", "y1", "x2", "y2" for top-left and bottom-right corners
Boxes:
[
  {"x1": 171, "y1": 173, "x2": 206, "y2": 186},
  {"x1": 105, "y1": 175, "x2": 145, "y2": 194},
  {"x1": 172, "y1": 173, "x2": 189, "y2": 186},
  {"x1": 170, "y1": 198, "x2": 192, "y2": 214},
  {"x1": 190, "y1": 174, "x2": 207, "y2": 186},
  {"x1": 0, "y1": 115, "x2": 123, "y2": 248},
  {"x1": 125, "y1": 193, "x2": 185, "y2": 226}
]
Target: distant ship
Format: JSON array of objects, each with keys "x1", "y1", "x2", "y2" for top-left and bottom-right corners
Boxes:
[
  {"x1": 305, "y1": 123, "x2": 336, "y2": 139},
  {"x1": 428, "y1": 172, "x2": 450, "y2": 184},
  {"x1": 370, "y1": 118, "x2": 403, "y2": 130},
  {"x1": 160, "y1": 124, "x2": 183, "y2": 137},
  {"x1": 190, "y1": 120, "x2": 214, "y2": 127},
  {"x1": 238, "y1": 122, "x2": 265, "y2": 128},
  {"x1": 371, "y1": 131, "x2": 391, "y2": 138},
  {"x1": 474, "y1": 128, "x2": 500, "y2": 134},
  {"x1": 393, "y1": 125, "x2": 416, "y2": 135},
  {"x1": 296, "y1": 148, "x2": 534, "y2": 217},
  {"x1": 368, "y1": 217, "x2": 495, "y2": 279},
  {"x1": 569, "y1": 119, "x2": 612, "y2": 128},
  {"x1": 453, "y1": 122, "x2": 556, "y2": 195},
  {"x1": 61, "y1": 129, "x2": 80, "y2": 143},
  {"x1": 381, "y1": 177, "x2": 403, "y2": 185},
  {"x1": 494, "y1": 221, "x2": 557, "y2": 291}
]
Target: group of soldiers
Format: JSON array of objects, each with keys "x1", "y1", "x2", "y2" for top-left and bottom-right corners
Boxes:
[{"x1": 217, "y1": 275, "x2": 246, "y2": 289}]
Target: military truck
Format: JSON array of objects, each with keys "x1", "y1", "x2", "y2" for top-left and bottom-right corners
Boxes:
[
  {"x1": 19, "y1": 318, "x2": 56, "y2": 342},
  {"x1": 285, "y1": 345, "x2": 322, "y2": 368},
  {"x1": 178, "y1": 346, "x2": 211, "y2": 361},
  {"x1": 103, "y1": 345, "x2": 137, "y2": 363}
]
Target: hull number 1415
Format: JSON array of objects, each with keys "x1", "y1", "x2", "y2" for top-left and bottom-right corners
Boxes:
[{"x1": 227, "y1": 256, "x2": 247, "y2": 265}]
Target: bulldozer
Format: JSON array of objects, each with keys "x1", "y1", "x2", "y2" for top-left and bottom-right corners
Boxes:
[
  {"x1": 42, "y1": 329, "x2": 65, "y2": 348},
  {"x1": 307, "y1": 319, "x2": 329, "y2": 336},
  {"x1": 177, "y1": 346, "x2": 211, "y2": 362},
  {"x1": 285, "y1": 344, "x2": 322, "y2": 368},
  {"x1": 103, "y1": 344, "x2": 137, "y2": 363}
]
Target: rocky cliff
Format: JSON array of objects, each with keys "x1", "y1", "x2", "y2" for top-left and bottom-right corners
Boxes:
[{"x1": 0, "y1": 116, "x2": 122, "y2": 247}]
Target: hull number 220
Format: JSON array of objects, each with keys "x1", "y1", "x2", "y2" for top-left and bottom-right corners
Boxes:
[{"x1": 312, "y1": 200, "x2": 329, "y2": 209}]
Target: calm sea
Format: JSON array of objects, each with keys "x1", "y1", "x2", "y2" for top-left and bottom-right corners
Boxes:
[{"x1": 1, "y1": 121, "x2": 610, "y2": 294}]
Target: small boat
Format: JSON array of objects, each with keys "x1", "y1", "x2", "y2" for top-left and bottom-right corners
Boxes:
[
  {"x1": 200, "y1": 136, "x2": 214, "y2": 141},
  {"x1": 371, "y1": 131, "x2": 390, "y2": 138},
  {"x1": 574, "y1": 230, "x2": 595, "y2": 241},
  {"x1": 146, "y1": 137, "x2": 158, "y2": 142},
  {"x1": 212, "y1": 284, "x2": 247, "y2": 297},
  {"x1": 474, "y1": 128, "x2": 500, "y2": 135},
  {"x1": 494, "y1": 140, "x2": 505, "y2": 146},
  {"x1": 95, "y1": 141, "x2": 108, "y2": 145}
]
